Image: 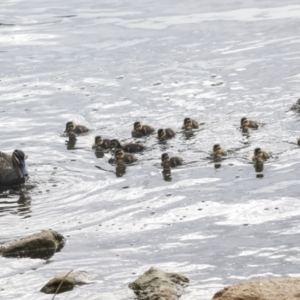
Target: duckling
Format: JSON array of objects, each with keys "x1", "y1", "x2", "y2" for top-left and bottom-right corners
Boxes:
[
  {"x1": 157, "y1": 128, "x2": 175, "y2": 141},
  {"x1": 93, "y1": 136, "x2": 110, "y2": 150},
  {"x1": 298, "y1": 138, "x2": 300, "y2": 146},
  {"x1": 240, "y1": 117, "x2": 259, "y2": 131},
  {"x1": 109, "y1": 139, "x2": 144, "y2": 153},
  {"x1": 182, "y1": 118, "x2": 199, "y2": 130},
  {"x1": 252, "y1": 147, "x2": 270, "y2": 163},
  {"x1": 210, "y1": 144, "x2": 227, "y2": 159},
  {"x1": 131, "y1": 121, "x2": 155, "y2": 138},
  {"x1": 64, "y1": 121, "x2": 89, "y2": 134},
  {"x1": 161, "y1": 153, "x2": 183, "y2": 168},
  {"x1": 114, "y1": 149, "x2": 137, "y2": 164},
  {"x1": 0, "y1": 150, "x2": 28, "y2": 187}
]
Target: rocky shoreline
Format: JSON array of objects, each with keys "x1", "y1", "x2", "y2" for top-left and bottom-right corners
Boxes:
[{"x1": 2, "y1": 229, "x2": 300, "y2": 299}]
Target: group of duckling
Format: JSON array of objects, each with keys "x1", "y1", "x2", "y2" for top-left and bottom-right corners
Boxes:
[
  {"x1": 1, "y1": 104, "x2": 299, "y2": 187},
  {"x1": 64, "y1": 117, "x2": 274, "y2": 170}
]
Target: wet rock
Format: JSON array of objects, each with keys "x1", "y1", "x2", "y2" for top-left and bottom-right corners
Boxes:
[
  {"x1": 0, "y1": 229, "x2": 65, "y2": 259},
  {"x1": 212, "y1": 277, "x2": 300, "y2": 300},
  {"x1": 290, "y1": 98, "x2": 300, "y2": 112},
  {"x1": 40, "y1": 270, "x2": 91, "y2": 294},
  {"x1": 129, "y1": 267, "x2": 189, "y2": 300}
]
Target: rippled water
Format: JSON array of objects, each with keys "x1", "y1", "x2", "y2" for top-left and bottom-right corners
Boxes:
[{"x1": 1, "y1": 0, "x2": 300, "y2": 299}]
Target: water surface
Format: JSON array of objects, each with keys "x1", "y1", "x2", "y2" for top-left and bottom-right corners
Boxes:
[{"x1": 1, "y1": 0, "x2": 300, "y2": 299}]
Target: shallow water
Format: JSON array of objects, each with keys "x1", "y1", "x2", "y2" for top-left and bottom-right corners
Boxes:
[{"x1": 1, "y1": 0, "x2": 300, "y2": 299}]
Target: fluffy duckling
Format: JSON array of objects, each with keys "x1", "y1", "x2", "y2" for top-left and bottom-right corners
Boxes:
[
  {"x1": 109, "y1": 139, "x2": 144, "y2": 153},
  {"x1": 252, "y1": 147, "x2": 270, "y2": 163},
  {"x1": 93, "y1": 136, "x2": 110, "y2": 150},
  {"x1": 157, "y1": 128, "x2": 175, "y2": 141},
  {"x1": 65, "y1": 121, "x2": 89, "y2": 134},
  {"x1": 210, "y1": 144, "x2": 227, "y2": 159},
  {"x1": 114, "y1": 149, "x2": 137, "y2": 164},
  {"x1": 0, "y1": 150, "x2": 28, "y2": 187},
  {"x1": 131, "y1": 121, "x2": 155, "y2": 138},
  {"x1": 240, "y1": 117, "x2": 259, "y2": 131},
  {"x1": 182, "y1": 118, "x2": 199, "y2": 130},
  {"x1": 161, "y1": 153, "x2": 183, "y2": 168}
]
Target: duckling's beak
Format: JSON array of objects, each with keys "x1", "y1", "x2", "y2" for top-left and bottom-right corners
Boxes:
[{"x1": 20, "y1": 160, "x2": 28, "y2": 177}]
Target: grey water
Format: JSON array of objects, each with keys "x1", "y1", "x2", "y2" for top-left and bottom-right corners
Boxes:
[{"x1": 1, "y1": 0, "x2": 300, "y2": 299}]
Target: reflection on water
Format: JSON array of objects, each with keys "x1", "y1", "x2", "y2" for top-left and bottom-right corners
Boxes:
[
  {"x1": 95, "y1": 163, "x2": 127, "y2": 178},
  {"x1": 0, "y1": 190, "x2": 32, "y2": 218},
  {"x1": 214, "y1": 163, "x2": 222, "y2": 169},
  {"x1": 182, "y1": 130, "x2": 195, "y2": 140},
  {"x1": 254, "y1": 162, "x2": 264, "y2": 173},
  {"x1": 162, "y1": 167, "x2": 172, "y2": 181},
  {"x1": 115, "y1": 163, "x2": 126, "y2": 177},
  {"x1": 254, "y1": 162, "x2": 265, "y2": 178},
  {"x1": 66, "y1": 135, "x2": 77, "y2": 150},
  {"x1": 94, "y1": 151, "x2": 105, "y2": 158}
]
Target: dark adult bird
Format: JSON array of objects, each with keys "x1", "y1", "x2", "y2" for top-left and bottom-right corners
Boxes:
[{"x1": 0, "y1": 150, "x2": 28, "y2": 187}]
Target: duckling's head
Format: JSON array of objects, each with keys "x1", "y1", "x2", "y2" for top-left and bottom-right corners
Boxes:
[
  {"x1": 213, "y1": 144, "x2": 221, "y2": 153},
  {"x1": 161, "y1": 153, "x2": 170, "y2": 163},
  {"x1": 254, "y1": 147, "x2": 262, "y2": 156},
  {"x1": 157, "y1": 129, "x2": 166, "y2": 139},
  {"x1": 12, "y1": 150, "x2": 28, "y2": 177},
  {"x1": 134, "y1": 121, "x2": 142, "y2": 131},
  {"x1": 115, "y1": 149, "x2": 125, "y2": 159},
  {"x1": 65, "y1": 121, "x2": 75, "y2": 133},
  {"x1": 241, "y1": 117, "x2": 248, "y2": 127},
  {"x1": 109, "y1": 139, "x2": 121, "y2": 149},
  {"x1": 95, "y1": 136, "x2": 103, "y2": 145},
  {"x1": 184, "y1": 118, "x2": 192, "y2": 129}
]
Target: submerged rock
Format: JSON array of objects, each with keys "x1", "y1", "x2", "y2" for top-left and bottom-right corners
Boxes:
[
  {"x1": 212, "y1": 277, "x2": 300, "y2": 300},
  {"x1": 40, "y1": 270, "x2": 92, "y2": 294},
  {"x1": 129, "y1": 267, "x2": 189, "y2": 300},
  {"x1": 0, "y1": 229, "x2": 65, "y2": 259}
]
